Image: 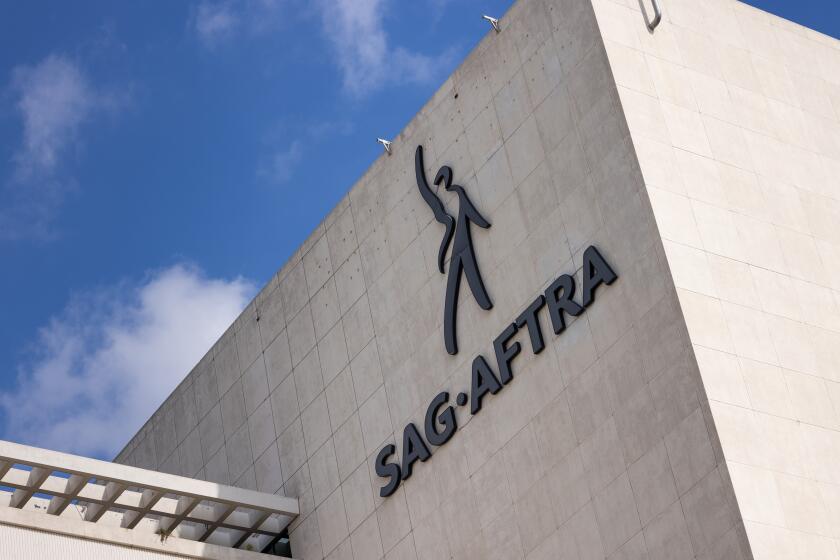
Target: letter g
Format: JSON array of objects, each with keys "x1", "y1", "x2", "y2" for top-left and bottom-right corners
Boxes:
[{"x1": 424, "y1": 392, "x2": 457, "y2": 447}]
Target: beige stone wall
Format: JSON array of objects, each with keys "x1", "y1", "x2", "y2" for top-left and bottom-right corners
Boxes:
[
  {"x1": 111, "y1": 0, "x2": 771, "y2": 559},
  {"x1": 597, "y1": 0, "x2": 840, "y2": 558}
]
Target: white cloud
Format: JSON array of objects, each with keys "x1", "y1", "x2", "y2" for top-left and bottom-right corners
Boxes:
[
  {"x1": 257, "y1": 120, "x2": 353, "y2": 185},
  {"x1": 0, "y1": 264, "x2": 254, "y2": 459},
  {"x1": 11, "y1": 55, "x2": 94, "y2": 180},
  {"x1": 3, "y1": 54, "x2": 122, "y2": 240},
  {"x1": 193, "y1": 1, "x2": 240, "y2": 46},
  {"x1": 191, "y1": 0, "x2": 283, "y2": 47},
  {"x1": 261, "y1": 140, "x2": 303, "y2": 184},
  {"x1": 308, "y1": 119, "x2": 354, "y2": 141},
  {"x1": 317, "y1": 0, "x2": 455, "y2": 97}
]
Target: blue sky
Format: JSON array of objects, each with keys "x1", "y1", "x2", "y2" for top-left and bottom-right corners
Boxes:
[{"x1": 0, "y1": 0, "x2": 837, "y2": 459}]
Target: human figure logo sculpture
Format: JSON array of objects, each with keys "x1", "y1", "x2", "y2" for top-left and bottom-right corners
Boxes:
[{"x1": 415, "y1": 145, "x2": 493, "y2": 355}]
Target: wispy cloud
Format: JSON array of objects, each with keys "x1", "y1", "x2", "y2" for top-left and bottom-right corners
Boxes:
[
  {"x1": 11, "y1": 55, "x2": 94, "y2": 180},
  {"x1": 192, "y1": 1, "x2": 240, "y2": 46},
  {"x1": 191, "y1": 0, "x2": 284, "y2": 48},
  {"x1": 308, "y1": 119, "x2": 354, "y2": 141},
  {"x1": 0, "y1": 264, "x2": 254, "y2": 459},
  {"x1": 316, "y1": 0, "x2": 456, "y2": 97},
  {"x1": 2, "y1": 54, "x2": 123, "y2": 240},
  {"x1": 261, "y1": 140, "x2": 303, "y2": 184},
  {"x1": 258, "y1": 119, "x2": 354, "y2": 185},
  {"x1": 428, "y1": 0, "x2": 452, "y2": 24}
]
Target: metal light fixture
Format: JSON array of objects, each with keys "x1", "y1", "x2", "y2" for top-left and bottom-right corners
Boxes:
[
  {"x1": 482, "y1": 15, "x2": 500, "y2": 33},
  {"x1": 377, "y1": 138, "x2": 392, "y2": 155}
]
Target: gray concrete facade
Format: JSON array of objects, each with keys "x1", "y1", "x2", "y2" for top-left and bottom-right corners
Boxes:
[{"x1": 115, "y1": 0, "x2": 840, "y2": 559}]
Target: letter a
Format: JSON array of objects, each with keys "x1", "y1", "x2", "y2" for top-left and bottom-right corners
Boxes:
[{"x1": 581, "y1": 246, "x2": 618, "y2": 307}]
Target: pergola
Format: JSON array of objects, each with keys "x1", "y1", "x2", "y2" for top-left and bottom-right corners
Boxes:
[{"x1": 0, "y1": 439, "x2": 299, "y2": 555}]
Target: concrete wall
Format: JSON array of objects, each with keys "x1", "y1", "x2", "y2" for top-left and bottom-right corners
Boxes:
[
  {"x1": 0, "y1": 524, "x2": 213, "y2": 560},
  {"x1": 109, "y1": 0, "x2": 840, "y2": 559},
  {"x1": 0, "y1": 524, "x2": 185, "y2": 560},
  {"x1": 595, "y1": 0, "x2": 840, "y2": 558},
  {"x1": 0, "y1": 509, "x2": 277, "y2": 560}
]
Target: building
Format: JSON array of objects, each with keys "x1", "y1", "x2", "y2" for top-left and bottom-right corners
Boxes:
[{"x1": 5, "y1": 0, "x2": 840, "y2": 558}]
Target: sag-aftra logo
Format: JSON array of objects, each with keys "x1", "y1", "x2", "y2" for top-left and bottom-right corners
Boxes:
[
  {"x1": 415, "y1": 145, "x2": 493, "y2": 356},
  {"x1": 374, "y1": 146, "x2": 618, "y2": 497}
]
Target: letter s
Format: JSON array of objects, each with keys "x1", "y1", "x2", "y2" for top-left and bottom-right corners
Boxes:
[{"x1": 375, "y1": 444, "x2": 402, "y2": 498}]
